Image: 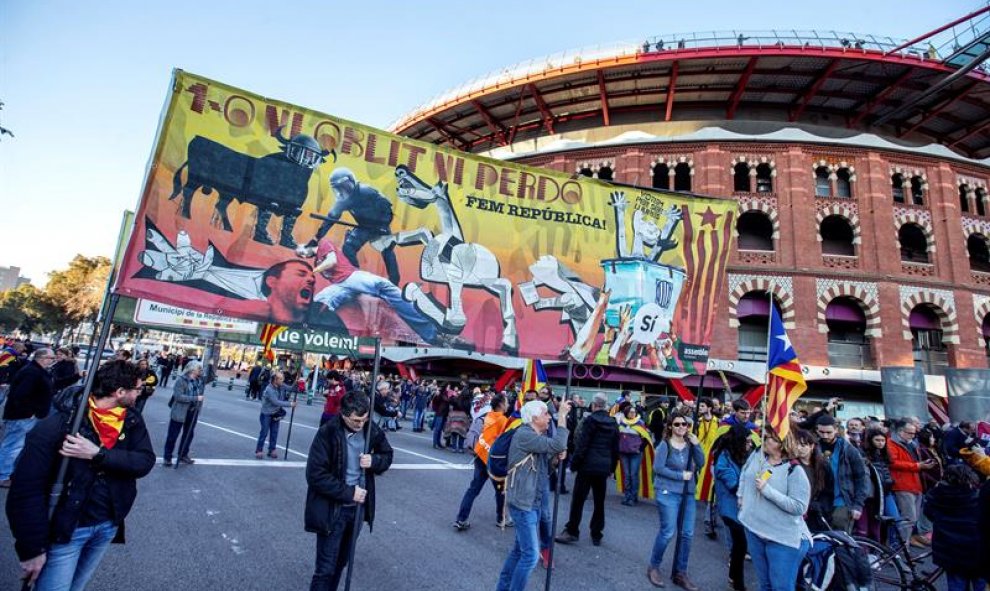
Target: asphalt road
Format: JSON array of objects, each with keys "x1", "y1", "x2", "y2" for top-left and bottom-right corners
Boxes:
[{"x1": 1, "y1": 382, "x2": 757, "y2": 591}]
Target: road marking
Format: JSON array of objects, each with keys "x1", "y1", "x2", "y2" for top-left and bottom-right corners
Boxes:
[
  {"x1": 154, "y1": 458, "x2": 471, "y2": 469},
  {"x1": 197, "y1": 420, "x2": 468, "y2": 466}
]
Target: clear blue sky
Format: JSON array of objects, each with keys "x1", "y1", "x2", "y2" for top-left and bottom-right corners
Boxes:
[{"x1": 0, "y1": 0, "x2": 976, "y2": 285}]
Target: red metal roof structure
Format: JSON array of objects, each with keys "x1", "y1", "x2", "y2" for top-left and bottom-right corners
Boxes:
[{"x1": 391, "y1": 9, "x2": 990, "y2": 159}]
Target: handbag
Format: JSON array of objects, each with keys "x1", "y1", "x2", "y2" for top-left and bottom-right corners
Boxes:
[{"x1": 271, "y1": 407, "x2": 287, "y2": 421}]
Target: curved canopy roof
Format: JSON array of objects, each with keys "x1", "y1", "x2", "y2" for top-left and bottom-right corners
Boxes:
[{"x1": 391, "y1": 29, "x2": 990, "y2": 159}]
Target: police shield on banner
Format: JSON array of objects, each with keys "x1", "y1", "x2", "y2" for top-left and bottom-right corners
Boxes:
[
  {"x1": 945, "y1": 368, "x2": 990, "y2": 423},
  {"x1": 880, "y1": 366, "x2": 930, "y2": 420}
]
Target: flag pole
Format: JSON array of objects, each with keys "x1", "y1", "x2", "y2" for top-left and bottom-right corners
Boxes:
[
  {"x1": 760, "y1": 289, "x2": 774, "y2": 441},
  {"x1": 544, "y1": 357, "x2": 572, "y2": 591},
  {"x1": 343, "y1": 337, "x2": 381, "y2": 591},
  {"x1": 282, "y1": 341, "x2": 305, "y2": 460}
]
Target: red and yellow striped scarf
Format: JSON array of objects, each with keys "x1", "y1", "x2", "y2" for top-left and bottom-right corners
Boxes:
[{"x1": 88, "y1": 397, "x2": 127, "y2": 449}]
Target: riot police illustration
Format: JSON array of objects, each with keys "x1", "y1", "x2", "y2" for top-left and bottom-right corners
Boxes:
[{"x1": 304, "y1": 167, "x2": 401, "y2": 285}]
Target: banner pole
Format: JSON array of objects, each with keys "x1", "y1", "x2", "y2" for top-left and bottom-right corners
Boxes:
[
  {"x1": 761, "y1": 289, "x2": 774, "y2": 441},
  {"x1": 48, "y1": 293, "x2": 120, "y2": 516},
  {"x1": 283, "y1": 342, "x2": 305, "y2": 460},
  {"x1": 343, "y1": 337, "x2": 382, "y2": 591},
  {"x1": 544, "y1": 357, "x2": 573, "y2": 591}
]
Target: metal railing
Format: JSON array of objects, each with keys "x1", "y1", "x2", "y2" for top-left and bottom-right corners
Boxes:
[{"x1": 389, "y1": 18, "x2": 990, "y2": 133}]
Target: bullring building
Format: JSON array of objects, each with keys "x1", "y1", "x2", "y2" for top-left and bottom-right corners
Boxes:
[{"x1": 389, "y1": 11, "x2": 990, "y2": 418}]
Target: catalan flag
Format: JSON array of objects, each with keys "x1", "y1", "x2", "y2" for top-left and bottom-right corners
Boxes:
[
  {"x1": 259, "y1": 323, "x2": 287, "y2": 363},
  {"x1": 765, "y1": 304, "x2": 806, "y2": 440},
  {"x1": 520, "y1": 359, "x2": 547, "y2": 410}
]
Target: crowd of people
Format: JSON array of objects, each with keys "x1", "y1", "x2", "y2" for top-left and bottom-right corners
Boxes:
[{"x1": 2, "y1": 333, "x2": 990, "y2": 591}]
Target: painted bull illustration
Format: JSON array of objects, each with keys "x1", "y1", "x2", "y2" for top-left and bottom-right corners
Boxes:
[{"x1": 169, "y1": 128, "x2": 334, "y2": 247}]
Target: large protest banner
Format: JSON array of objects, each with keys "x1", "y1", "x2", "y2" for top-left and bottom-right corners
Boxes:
[{"x1": 116, "y1": 70, "x2": 735, "y2": 372}]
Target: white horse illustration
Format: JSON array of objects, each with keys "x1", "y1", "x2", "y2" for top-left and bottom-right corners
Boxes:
[{"x1": 388, "y1": 165, "x2": 518, "y2": 354}]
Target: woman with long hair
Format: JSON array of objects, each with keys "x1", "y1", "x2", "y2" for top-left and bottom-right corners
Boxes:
[
  {"x1": 790, "y1": 428, "x2": 834, "y2": 532},
  {"x1": 738, "y1": 427, "x2": 811, "y2": 591},
  {"x1": 617, "y1": 405, "x2": 650, "y2": 505},
  {"x1": 856, "y1": 428, "x2": 900, "y2": 543},
  {"x1": 713, "y1": 423, "x2": 755, "y2": 591},
  {"x1": 646, "y1": 412, "x2": 705, "y2": 590}
]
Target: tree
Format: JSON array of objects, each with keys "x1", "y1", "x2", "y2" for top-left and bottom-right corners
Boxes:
[
  {"x1": 0, "y1": 284, "x2": 63, "y2": 334},
  {"x1": 45, "y1": 255, "x2": 111, "y2": 331}
]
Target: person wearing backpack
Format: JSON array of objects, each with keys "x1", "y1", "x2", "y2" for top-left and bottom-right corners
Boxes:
[
  {"x1": 453, "y1": 394, "x2": 510, "y2": 531},
  {"x1": 495, "y1": 398, "x2": 570, "y2": 591},
  {"x1": 923, "y1": 464, "x2": 987, "y2": 591}
]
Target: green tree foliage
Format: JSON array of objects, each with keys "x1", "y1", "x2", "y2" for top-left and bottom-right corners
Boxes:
[
  {"x1": 45, "y1": 255, "x2": 111, "y2": 325},
  {"x1": 0, "y1": 284, "x2": 64, "y2": 333}
]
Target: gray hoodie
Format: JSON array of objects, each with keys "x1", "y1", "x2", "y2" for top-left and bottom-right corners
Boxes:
[{"x1": 505, "y1": 423, "x2": 568, "y2": 512}]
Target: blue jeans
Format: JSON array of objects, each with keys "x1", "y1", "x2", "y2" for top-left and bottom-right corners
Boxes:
[
  {"x1": 650, "y1": 490, "x2": 696, "y2": 574},
  {"x1": 0, "y1": 417, "x2": 38, "y2": 480},
  {"x1": 456, "y1": 457, "x2": 504, "y2": 523},
  {"x1": 256, "y1": 413, "x2": 281, "y2": 453},
  {"x1": 539, "y1": 482, "x2": 552, "y2": 551},
  {"x1": 413, "y1": 407, "x2": 426, "y2": 430},
  {"x1": 946, "y1": 572, "x2": 987, "y2": 591},
  {"x1": 744, "y1": 529, "x2": 810, "y2": 591},
  {"x1": 314, "y1": 270, "x2": 438, "y2": 343},
  {"x1": 620, "y1": 453, "x2": 642, "y2": 502},
  {"x1": 450, "y1": 433, "x2": 464, "y2": 452},
  {"x1": 35, "y1": 520, "x2": 118, "y2": 591},
  {"x1": 432, "y1": 415, "x2": 446, "y2": 447},
  {"x1": 496, "y1": 506, "x2": 540, "y2": 591}
]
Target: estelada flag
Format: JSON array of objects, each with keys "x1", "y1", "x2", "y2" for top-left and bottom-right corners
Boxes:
[
  {"x1": 260, "y1": 323, "x2": 287, "y2": 363},
  {"x1": 519, "y1": 359, "x2": 547, "y2": 410},
  {"x1": 765, "y1": 305, "x2": 806, "y2": 440}
]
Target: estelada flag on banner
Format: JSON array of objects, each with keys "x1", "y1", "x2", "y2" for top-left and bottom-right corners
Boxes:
[
  {"x1": 260, "y1": 323, "x2": 287, "y2": 363},
  {"x1": 520, "y1": 359, "x2": 547, "y2": 409},
  {"x1": 765, "y1": 305, "x2": 807, "y2": 440}
]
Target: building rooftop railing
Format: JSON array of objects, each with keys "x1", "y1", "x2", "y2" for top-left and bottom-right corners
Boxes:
[{"x1": 389, "y1": 19, "x2": 990, "y2": 134}]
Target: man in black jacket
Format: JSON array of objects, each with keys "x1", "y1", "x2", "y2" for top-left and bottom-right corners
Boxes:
[
  {"x1": 0, "y1": 348, "x2": 56, "y2": 487},
  {"x1": 6, "y1": 360, "x2": 155, "y2": 589},
  {"x1": 555, "y1": 392, "x2": 620, "y2": 546},
  {"x1": 305, "y1": 389, "x2": 393, "y2": 591}
]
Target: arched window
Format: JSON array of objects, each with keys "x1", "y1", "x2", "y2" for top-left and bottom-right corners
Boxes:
[
  {"x1": 736, "y1": 211, "x2": 774, "y2": 251},
  {"x1": 960, "y1": 183, "x2": 970, "y2": 213},
  {"x1": 836, "y1": 168, "x2": 852, "y2": 198},
  {"x1": 756, "y1": 163, "x2": 773, "y2": 193},
  {"x1": 815, "y1": 166, "x2": 831, "y2": 197},
  {"x1": 652, "y1": 164, "x2": 670, "y2": 190},
  {"x1": 899, "y1": 224, "x2": 929, "y2": 263},
  {"x1": 910, "y1": 176, "x2": 924, "y2": 206},
  {"x1": 578, "y1": 167, "x2": 594, "y2": 178},
  {"x1": 826, "y1": 297, "x2": 872, "y2": 369},
  {"x1": 968, "y1": 234, "x2": 990, "y2": 272},
  {"x1": 597, "y1": 166, "x2": 614, "y2": 181},
  {"x1": 910, "y1": 305, "x2": 947, "y2": 375},
  {"x1": 820, "y1": 215, "x2": 855, "y2": 256},
  {"x1": 733, "y1": 162, "x2": 751, "y2": 192},
  {"x1": 983, "y1": 314, "x2": 990, "y2": 358},
  {"x1": 978, "y1": 188, "x2": 988, "y2": 217},
  {"x1": 737, "y1": 291, "x2": 780, "y2": 362},
  {"x1": 892, "y1": 174, "x2": 906, "y2": 203},
  {"x1": 674, "y1": 162, "x2": 692, "y2": 191}
]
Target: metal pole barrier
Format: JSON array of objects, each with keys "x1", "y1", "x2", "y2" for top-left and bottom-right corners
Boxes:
[
  {"x1": 343, "y1": 338, "x2": 381, "y2": 591},
  {"x1": 544, "y1": 357, "x2": 573, "y2": 591}
]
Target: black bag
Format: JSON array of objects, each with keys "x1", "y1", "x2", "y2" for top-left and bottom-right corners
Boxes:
[{"x1": 271, "y1": 407, "x2": 287, "y2": 421}]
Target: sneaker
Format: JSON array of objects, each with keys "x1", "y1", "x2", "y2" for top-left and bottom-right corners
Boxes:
[
  {"x1": 554, "y1": 531, "x2": 579, "y2": 545},
  {"x1": 496, "y1": 517, "x2": 515, "y2": 528},
  {"x1": 910, "y1": 535, "x2": 931, "y2": 548},
  {"x1": 162, "y1": 460, "x2": 173, "y2": 467},
  {"x1": 179, "y1": 456, "x2": 195, "y2": 465},
  {"x1": 268, "y1": 450, "x2": 279, "y2": 459},
  {"x1": 453, "y1": 520, "x2": 471, "y2": 531},
  {"x1": 255, "y1": 452, "x2": 263, "y2": 459},
  {"x1": 647, "y1": 566, "x2": 665, "y2": 588}
]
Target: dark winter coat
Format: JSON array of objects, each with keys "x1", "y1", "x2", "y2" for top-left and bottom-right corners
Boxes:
[
  {"x1": 570, "y1": 410, "x2": 620, "y2": 476},
  {"x1": 819, "y1": 437, "x2": 870, "y2": 512},
  {"x1": 924, "y1": 481, "x2": 983, "y2": 577},
  {"x1": 2, "y1": 361, "x2": 54, "y2": 421},
  {"x1": 978, "y1": 480, "x2": 990, "y2": 581},
  {"x1": 304, "y1": 416, "x2": 393, "y2": 535},
  {"x1": 51, "y1": 359, "x2": 81, "y2": 393},
  {"x1": 6, "y1": 403, "x2": 156, "y2": 561}
]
